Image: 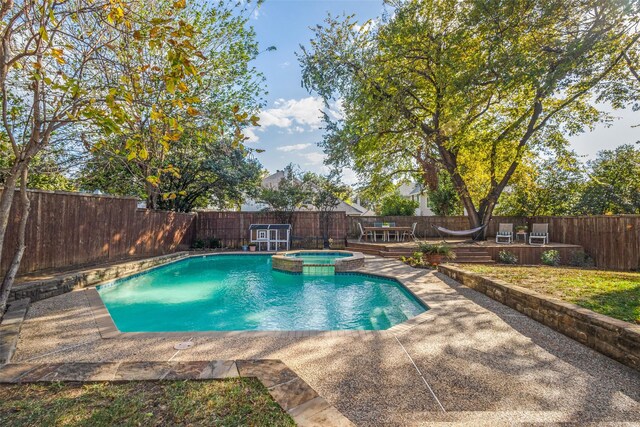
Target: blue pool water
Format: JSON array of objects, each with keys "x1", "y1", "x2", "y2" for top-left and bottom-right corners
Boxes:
[{"x1": 97, "y1": 255, "x2": 427, "y2": 332}]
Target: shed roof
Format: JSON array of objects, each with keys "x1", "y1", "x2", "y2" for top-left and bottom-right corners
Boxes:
[{"x1": 249, "y1": 224, "x2": 291, "y2": 230}]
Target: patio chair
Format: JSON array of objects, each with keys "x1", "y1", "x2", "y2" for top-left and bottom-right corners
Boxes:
[
  {"x1": 402, "y1": 222, "x2": 418, "y2": 242},
  {"x1": 373, "y1": 222, "x2": 386, "y2": 241},
  {"x1": 385, "y1": 222, "x2": 400, "y2": 241},
  {"x1": 495, "y1": 223, "x2": 513, "y2": 244},
  {"x1": 357, "y1": 222, "x2": 374, "y2": 242},
  {"x1": 529, "y1": 223, "x2": 549, "y2": 245}
]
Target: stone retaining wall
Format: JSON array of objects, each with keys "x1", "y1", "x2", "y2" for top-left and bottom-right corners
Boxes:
[
  {"x1": 438, "y1": 265, "x2": 640, "y2": 371},
  {"x1": 9, "y1": 252, "x2": 188, "y2": 303}
]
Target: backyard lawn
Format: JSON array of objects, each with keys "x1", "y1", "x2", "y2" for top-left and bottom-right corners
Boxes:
[
  {"x1": 0, "y1": 379, "x2": 294, "y2": 427},
  {"x1": 460, "y1": 265, "x2": 640, "y2": 324}
]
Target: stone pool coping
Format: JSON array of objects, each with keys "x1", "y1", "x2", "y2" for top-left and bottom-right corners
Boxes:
[
  {"x1": 438, "y1": 264, "x2": 640, "y2": 372},
  {"x1": 0, "y1": 298, "x2": 30, "y2": 364},
  {"x1": 0, "y1": 359, "x2": 354, "y2": 426},
  {"x1": 85, "y1": 252, "x2": 436, "y2": 339},
  {"x1": 9, "y1": 252, "x2": 190, "y2": 304}
]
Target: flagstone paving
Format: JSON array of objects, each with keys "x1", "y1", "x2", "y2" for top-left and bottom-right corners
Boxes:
[{"x1": 8, "y1": 256, "x2": 640, "y2": 426}]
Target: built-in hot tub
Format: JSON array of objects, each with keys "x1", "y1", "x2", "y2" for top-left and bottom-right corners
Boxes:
[{"x1": 272, "y1": 250, "x2": 365, "y2": 274}]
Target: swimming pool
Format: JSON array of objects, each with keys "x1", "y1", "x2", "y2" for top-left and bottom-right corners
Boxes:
[{"x1": 97, "y1": 255, "x2": 427, "y2": 332}]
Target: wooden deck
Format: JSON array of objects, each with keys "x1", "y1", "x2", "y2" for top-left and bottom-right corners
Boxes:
[{"x1": 346, "y1": 239, "x2": 584, "y2": 264}]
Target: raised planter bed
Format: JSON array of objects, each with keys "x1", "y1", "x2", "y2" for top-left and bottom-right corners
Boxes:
[{"x1": 438, "y1": 264, "x2": 640, "y2": 371}]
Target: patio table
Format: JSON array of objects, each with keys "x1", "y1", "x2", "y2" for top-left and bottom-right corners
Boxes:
[{"x1": 363, "y1": 226, "x2": 412, "y2": 242}]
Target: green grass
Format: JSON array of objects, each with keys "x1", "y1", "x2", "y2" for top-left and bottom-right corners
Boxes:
[
  {"x1": 0, "y1": 379, "x2": 295, "y2": 427},
  {"x1": 460, "y1": 265, "x2": 640, "y2": 324}
]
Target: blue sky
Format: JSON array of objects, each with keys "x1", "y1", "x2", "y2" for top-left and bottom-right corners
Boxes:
[{"x1": 246, "y1": 0, "x2": 638, "y2": 184}]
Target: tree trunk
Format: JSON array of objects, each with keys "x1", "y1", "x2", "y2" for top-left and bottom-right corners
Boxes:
[
  {"x1": 0, "y1": 167, "x2": 29, "y2": 317},
  {"x1": 0, "y1": 165, "x2": 20, "y2": 266}
]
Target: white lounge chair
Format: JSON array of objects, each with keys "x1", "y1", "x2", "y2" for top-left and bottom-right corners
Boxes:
[
  {"x1": 496, "y1": 223, "x2": 513, "y2": 244},
  {"x1": 357, "y1": 222, "x2": 374, "y2": 242},
  {"x1": 402, "y1": 222, "x2": 418, "y2": 242},
  {"x1": 529, "y1": 223, "x2": 549, "y2": 245}
]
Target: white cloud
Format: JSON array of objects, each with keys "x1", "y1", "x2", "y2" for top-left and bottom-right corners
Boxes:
[
  {"x1": 257, "y1": 97, "x2": 325, "y2": 132},
  {"x1": 277, "y1": 143, "x2": 311, "y2": 152},
  {"x1": 302, "y1": 151, "x2": 326, "y2": 166},
  {"x1": 243, "y1": 127, "x2": 259, "y2": 143}
]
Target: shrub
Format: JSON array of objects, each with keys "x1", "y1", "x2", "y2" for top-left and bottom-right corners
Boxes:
[
  {"x1": 379, "y1": 192, "x2": 419, "y2": 216},
  {"x1": 417, "y1": 242, "x2": 455, "y2": 259},
  {"x1": 541, "y1": 250, "x2": 561, "y2": 266},
  {"x1": 191, "y1": 239, "x2": 205, "y2": 250},
  {"x1": 400, "y1": 252, "x2": 434, "y2": 269},
  {"x1": 497, "y1": 250, "x2": 518, "y2": 264},
  {"x1": 569, "y1": 251, "x2": 594, "y2": 268},
  {"x1": 208, "y1": 238, "x2": 221, "y2": 249}
]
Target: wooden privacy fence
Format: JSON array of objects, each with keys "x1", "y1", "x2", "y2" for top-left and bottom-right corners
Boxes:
[
  {"x1": 530, "y1": 216, "x2": 640, "y2": 271},
  {"x1": 1, "y1": 189, "x2": 194, "y2": 275},
  {"x1": 194, "y1": 211, "x2": 347, "y2": 249},
  {"x1": 2, "y1": 189, "x2": 638, "y2": 273},
  {"x1": 347, "y1": 216, "x2": 529, "y2": 238}
]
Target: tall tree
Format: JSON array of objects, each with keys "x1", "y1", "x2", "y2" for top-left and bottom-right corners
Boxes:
[
  {"x1": 496, "y1": 152, "x2": 585, "y2": 216},
  {"x1": 300, "y1": 0, "x2": 638, "y2": 233},
  {"x1": 0, "y1": 0, "x2": 210, "y2": 315},
  {"x1": 575, "y1": 144, "x2": 640, "y2": 214},
  {"x1": 258, "y1": 164, "x2": 313, "y2": 225},
  {"x1": 0, "y1": 0, "x2": 134, "y2": 315},
  {"x1": 304, "y1": 171, "x2": 350, "y2": 247},
  {"x1": 85, "y1": 0, "x2": 262, "y2": 209},
  {"x1": 80, "y1": 133, "x2": 262, "y2": 212}
]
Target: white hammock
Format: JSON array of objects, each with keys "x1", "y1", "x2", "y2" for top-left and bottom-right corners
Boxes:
[{"x1": 432, "y1": 224, "x2": 487, "y2": 242}]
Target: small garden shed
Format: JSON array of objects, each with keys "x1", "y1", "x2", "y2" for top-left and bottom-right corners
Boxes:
[{"x1": 249, "y1": 224, "x2": 291, "y2": 251}]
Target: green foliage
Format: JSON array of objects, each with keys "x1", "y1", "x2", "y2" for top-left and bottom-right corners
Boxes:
[
  {"x1": 574, "y1": 144, "x2": 640, "y2": 215},
  {"x1": 427, "y1": 172, "x2": 462, "y2": 216},
  {"x1": 191, "y1": 239, "x2": 206, "y2": 249},
  {"x1": 379, "y1": 193, "x2": 418, "y2": 216},
  {"x1": 0, "y1": 147, "x2": 75, "y2": 192},
  {"x1": 258, "y1": 164, "x2": 313, "y2": 224},
  {"x1": 569, "y1": 251, "x2": 595, "y2": 268},
  {"x1": 400, "y1": 252, "x2": 434, "y2": 269},
  {"x1": 541, "y1": 250, "x2": 561, "y2": 266},
  {"x1": 299, "y1": 0, "x2": 636, "y2": 228},
  {"x1": 208, "y1": 238, "x2": 222, "y2": 249},
  {"x1": 497, "y1": 251, "x2": 518, "y2": 265},
  {"x1": 417, "y1": 243, "x2": 455, "y2": 258},
  {"x1": 497, "y1": 151, "x2": 585, "y2": 216},
  {"x1": 84, "y1": 0, "x2": 264, "y2": 209},
  {"x1": 303, "y1": 171, "x2": 350, "y2": 214},
  {"x1": 303, "y1": 171, "x2": 350, "y2": 243},
  {"x1": 80, "y1": 135, "x2": 262, "y2": 212}
]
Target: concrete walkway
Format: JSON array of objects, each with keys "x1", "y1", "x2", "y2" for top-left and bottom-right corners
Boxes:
[{"x1": 11, "y1": 257, "x2": 640, "y2": 426}]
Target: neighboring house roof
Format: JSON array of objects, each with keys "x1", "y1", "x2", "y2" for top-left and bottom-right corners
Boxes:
[
  {"x1": 261, "y1": 170, "x2": 286, "y2": 189},
  {"x1": 398, "y1": 182, "x2": 424, "y2": 197}
]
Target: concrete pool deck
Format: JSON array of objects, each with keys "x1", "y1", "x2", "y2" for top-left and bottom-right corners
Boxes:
[{"x1": 9, "y1": 256, "x2": 640, "y2": 425}]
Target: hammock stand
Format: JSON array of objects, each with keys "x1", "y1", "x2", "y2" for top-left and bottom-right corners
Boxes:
[{"x1": 431, "y1": 224, "x2": 487, "y2": 243}]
